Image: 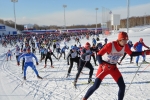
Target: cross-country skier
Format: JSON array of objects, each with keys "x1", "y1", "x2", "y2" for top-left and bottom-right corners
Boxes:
[
  {"x1": 90, "y1": 44, "x2": 98, "y2": 66},
  {"x1": 66, "y1": 46, "x2": 80, "y2": 77},
  {"x1": 17, "y1": 47, "x2": 42, "y2": 80},
  {"x1": 15, "y1": 45, "x2": 20, "y2": 61},
  {"x1": 73, "y1": 42, "x2": 94, "y2": 87},
  {"x1": 58, "y1": 45, "x2": 69, "y2": 60},
  {"x1": 133, "y1": 38, "x2": 150, "y2": 66},
  {"x1": 44, "y1": 49, "x2": 58, "y2": 68},
  {"x1": 6, "y1": 49, "x2": 12, "y2": 61},
  {"x1": 82, "y1": 32, "x2": 150, "y2": 100}
]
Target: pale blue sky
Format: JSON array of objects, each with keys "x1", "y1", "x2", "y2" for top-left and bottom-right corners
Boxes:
[{"x1": 0, "y1": 0, "x2": 150, "y2": 26}]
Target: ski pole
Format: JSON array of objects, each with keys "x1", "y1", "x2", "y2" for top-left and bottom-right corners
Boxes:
[
  {"x1": 141, "y1": 63, "x2": 150, "y2": 72},
  {"x1": 125, "y1": 62, "x2": 143, "y2": 95},
  {"x1": 137, "y1": 63, "x2": 150, "y2": 76}
]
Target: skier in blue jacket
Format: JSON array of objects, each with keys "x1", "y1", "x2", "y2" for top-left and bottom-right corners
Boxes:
[
  {"x1": 58, "y1": 45, "x2": 69, "y2": 60},
  {"x1": 17, "y1": 47, "x2": 42, "y2": 80},
  {"x1": 133, "y1": 38, "x2": 150, "y2": 66}
]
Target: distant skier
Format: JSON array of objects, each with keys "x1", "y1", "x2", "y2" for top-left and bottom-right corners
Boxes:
[
  {"x1": 44, "y1": 49, "x2": 58, "y2": 68},
  {"x1": 133, "y1": 38, "x2": 150, "y2": 66},
  {"x1": 73, "y1": 42, "x2": 94, "y2": 87},
  {"x1": 6, "y1": 49, "x2": 12, "y2": 61},
  {"x1": 17, "y1": 47, "x2": 42, "y2": 80},
  {"x1": 66, "y1": 46, "x2": 80, "y2": 77},
  {"x1": 58, "y1": 45, "x2": 69, "y2": 60}
]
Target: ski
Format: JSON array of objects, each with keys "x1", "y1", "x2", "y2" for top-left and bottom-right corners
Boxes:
[
  {"x1": 72, "y1": 82, "x2": 77, "y2": 89},
  {"x1": 81, "y1": 81, "x2": 94, "y2": 85}
]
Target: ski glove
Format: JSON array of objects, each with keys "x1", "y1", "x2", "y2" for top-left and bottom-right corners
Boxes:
[
  {"x1": 36, "y1": 62, "x2": 39, "y2": 65},
  {"x1": 17, "y1": 62, "x2": 20, "y2": 66}
]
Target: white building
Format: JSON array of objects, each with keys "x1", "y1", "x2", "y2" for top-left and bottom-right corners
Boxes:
[
  {"x1": 24, "y1": 24, "x2": 33, "y2": 30},
  {"x1": 0, "y1": 24, "x2": 17, "y2": 35}
]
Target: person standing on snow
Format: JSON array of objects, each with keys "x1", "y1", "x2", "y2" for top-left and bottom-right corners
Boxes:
[
  {"x1": 17, "y1": 48, "x2": 42, "y2": 80},
  {"x1": 66, "y1": 46, "x2": 80, "y2": 77},
  {"x1": 90, "y1": 44, "x2": 98, "y2": 66},
  {"x1": 6, "y1": 50, "x2": 12, "y2": 61},
  {"x1": 44, "y1": 49, "x2": 58, "y2": 68},
  {"x1": 92, "y1": 38, "x2": 96, "y2": 46},
  {"x1": 73, "y1": 42, "x2": 94, "y2": 87},
  {"x1": 82, "y1": 32, "x2": 150, "y2": 100},
  {"x1": 58, "y1": 45, "x2": 69, "y2": 60},
  {"x1": 133, "y1": 38, "x2": 150, "y2": 66},
  {"x1": 15, "y1": 45, "x2": 21, "y2": 61},
  {"x1": 56, "y1": 42, "x2": 61, "y2": 57}
]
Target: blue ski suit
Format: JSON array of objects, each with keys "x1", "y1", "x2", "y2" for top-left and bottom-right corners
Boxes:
[{"x1": 18, "y1": 53, "x2": 39, "y2": 77}]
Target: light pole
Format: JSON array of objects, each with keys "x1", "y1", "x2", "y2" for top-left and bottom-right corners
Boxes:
[
  {"x1": 95, "y1": 8, "x2": 98, "y2": 33},
  {"x1": 144, "y1": 13, "x2": 146, "y2": 25},
  {"x1": 11, "y1": 0, "x2": 18, "y2": 30},
  {"x1": 63, "y1": 5, "x2": 67, "y2": 29},
  {"x1": 127, "y1": 0, "x2": 129, "y2": 34}
]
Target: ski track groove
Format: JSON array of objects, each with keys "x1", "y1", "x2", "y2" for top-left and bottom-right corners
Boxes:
[{"x1": 2, "y1": 54, "x2": 72, "y2": 100}]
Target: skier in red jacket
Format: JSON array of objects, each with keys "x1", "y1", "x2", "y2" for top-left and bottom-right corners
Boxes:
[{"x1": 82, "y1": 32, "x2": 150, "y2": 100}]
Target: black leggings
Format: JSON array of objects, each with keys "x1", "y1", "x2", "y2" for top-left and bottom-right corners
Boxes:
[
  {"x1": 45, "y1": 57, "x2": 52, "y2": 66},
  {"x1": 75, "y1": 59, "x2": 94, "y2": 81},
  {"x1": 84, "y1": 77, "x2": 125, "y2": 100},
  {"x1": 68, "y1": 57, "x2": 79, "y2": 73}
]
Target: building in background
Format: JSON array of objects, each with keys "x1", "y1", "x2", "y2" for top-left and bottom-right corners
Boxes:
[{"x1": 0, "y1": 24, "x2": 17, "y2": 36}]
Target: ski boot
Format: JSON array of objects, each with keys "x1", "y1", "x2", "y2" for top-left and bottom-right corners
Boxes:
[
  {"x1": 37, "y1": 75, "x2": 43, "y2": 79},
  {"x1": 23, "y1": 76, "x2": 26, "y2": 80},
  {"x1": 73, "y1": 80, "x2": 77, "y2": 88},
  {"x1": 44, "y1": 64, "x2": 47, "y2": 68},
  {"x1": 88, "y1": 78, "x2": 92, "y2": 83},
  {"x1": 51, "y1": 65, "x2": 54, "y2": 68},
  {"x1": 66, "y1": 73, "x2": 70, "y2": 78},
  {"x1": 136, "y1": 63, "x2": 138, "y2": 66},
  {"x1": 130, "y1": 61, "x2": 134, "y2": 64},
  {"x1": 142, "y1": 60, "x2": 149, "y2": 64}
]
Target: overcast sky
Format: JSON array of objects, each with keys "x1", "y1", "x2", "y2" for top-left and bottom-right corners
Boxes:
[{"x1": 0, "y1": 0, "x2": 150, "y2": 26}]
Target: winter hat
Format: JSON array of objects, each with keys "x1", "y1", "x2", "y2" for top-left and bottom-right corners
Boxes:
[
  {"x1": 139, "y1": 38, "x2": 143, "y2": 42},
  {"x1": 118, "y1": 32, "x2": 128, "y2": 40},
  {"x1": 85, "y1": 42, "x2": 91, "y2": 49},
  {"x1": 71, "y1": 46, "x2": 75, "y2": 50},
  {"x1": 85, "y1": 42, "x2": 90, "y2": 46}
]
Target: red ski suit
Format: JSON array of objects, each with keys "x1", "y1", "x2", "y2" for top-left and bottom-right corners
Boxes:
[{"x1": 96, "y1": 41, "x2": 132, "y2": 82}]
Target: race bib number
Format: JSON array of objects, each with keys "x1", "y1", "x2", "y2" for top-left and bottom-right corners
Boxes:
[
  {"x1": 85, "y1": 55, "x2": 90, "y2": 61},
  {"x1": 71, "y1": 52, "x2": 77, "y2": 58},
  {"x1": 107, "y1": 54, "x2": 122, "y2": 64}
]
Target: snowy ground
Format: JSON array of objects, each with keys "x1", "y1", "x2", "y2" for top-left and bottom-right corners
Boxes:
[{"x1": 0, "y1": 26, "x2": 150, "y2": 100}]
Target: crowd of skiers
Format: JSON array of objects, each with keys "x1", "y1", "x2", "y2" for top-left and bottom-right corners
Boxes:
[{"x1": 2, "y1": 31, "x2": 150, "y2": 100}]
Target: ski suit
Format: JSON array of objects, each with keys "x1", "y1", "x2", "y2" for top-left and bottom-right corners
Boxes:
[
  {"x1": 45, "y1": 50, "x2": 57, "y2": 66},
  {"x1": 18, "y1": 53, "x2": 39, "y2": 77},
  {"x1": 67, "y1": 49, "x2": 80, "y2": 74},
  {"x1": 74, "y1": 48, "x2": 94, "y2": 82},
  {"x1": 134, "y1": 41, "x2": 149, "y2": 64},
  {"x1": 83, "y1": 41, "x2": 147, "y2": 100}
]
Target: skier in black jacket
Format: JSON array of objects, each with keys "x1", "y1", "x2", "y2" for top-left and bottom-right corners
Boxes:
[
  {"x1": 44, "y1": 49, "x2": 58, "y2": 68},
  {"x1": 66, "y1": 46, "x2": 80, "y2": 77}
]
